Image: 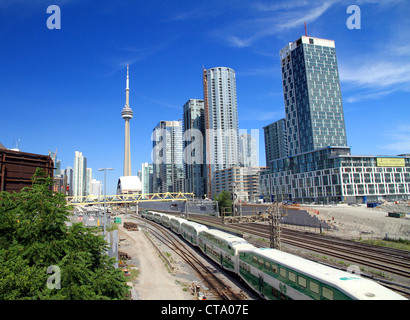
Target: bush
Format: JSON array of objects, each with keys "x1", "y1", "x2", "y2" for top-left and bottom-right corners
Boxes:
[{"x1": 0, "y1": 168, "x2": 129, "y2": 300}]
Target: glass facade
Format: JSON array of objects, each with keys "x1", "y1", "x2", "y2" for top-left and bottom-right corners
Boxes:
[
  {"x1": 73, "y1": 151, "x2": 87, "y2": 198},
  {"x1": 260, "y1": 147, "x2": 410, "y2": 203},
  {"x1": 263, "y1": 119, "x2": 288, "y2": 167},
  {"x1": 183, "y1": 99, "x2": 206, "y2": 197},
  {"x1": 260, "y1": 36, "x2": 409, "y2": 204},
  {"x1": 152, "y1": 120, "x2": 184, "y2": 193},
  {"x1": 204, "y1": 67, "x2": 240, "y2": 195},
  {"x1": 239, "y1": 133, "x2": 258, "y2": 167},
  {"x1": 281, "y1": 36, "x2": 347, "y2": 157}
]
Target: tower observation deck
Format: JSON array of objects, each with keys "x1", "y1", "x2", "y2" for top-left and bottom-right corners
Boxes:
[{"x1": 122, "y1": 65, "x2": 133, "y2": 176}]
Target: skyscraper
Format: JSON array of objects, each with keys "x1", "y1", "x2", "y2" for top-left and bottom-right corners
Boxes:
[
  {"x1": 239, "y1": 133, "x2": 258, "y2": 167},
  {"x1": 183, "y1": 99, "x2": 206, "y2": 197},
  {"x1": 263, "y1": 119, "x2": 288, "y2": 167},
  {"x1": 63, "y1": 166, "x2": 73, "y2": 196},
  {"x1": 85, "y1": 167, "x2": 92, "y2": 196},
  {"x1": 280, "y1": 36, "x2": 347, "y2": 157},
  {"x1": 73, "y1": 151, "x2": 87, "y2": 198},
  {"x1": 203, "y1": 67, "x2": 239, "y2": 196},
  {"x1": 140, "y1": 162, "x2": 154, "y2": 194},
  {"x1": 121, "y1": 65, "x2": 133, "y2": 176},
  {"x1": 152, "y1": 120, "x2": 184, "y2": 193}
]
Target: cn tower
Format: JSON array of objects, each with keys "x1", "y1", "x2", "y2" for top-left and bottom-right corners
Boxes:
[{"x1": 121, "y1": 64, "x2": 133, "y2": 176}]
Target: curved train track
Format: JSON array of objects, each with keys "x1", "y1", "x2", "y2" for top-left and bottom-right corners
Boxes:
[
  {"x1": 188, "y1": 214, "x2": 410, "y2": 279},
  {"x1": 227, "y1": 222, "x2": 410, "y2": 278},
  {"x1": 131, "y1": 214, "x2": 246, "y2": 300},
  {"x1": 135, "y1": 211, "x2": 410, "y2": 297}
]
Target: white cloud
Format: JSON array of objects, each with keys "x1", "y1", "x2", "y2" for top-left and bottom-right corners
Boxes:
[
  {"x1": 252, "y1": 0, "x2": 311, "y2": 12},
  {"x1": 340, "y1": 60, "x2": 410, "y2": 89},
  {"x1": 340, "y1": 59, "x2": 410, "y2": 104},
  {"x1": 338, "y1": 0, "x2": 410, "y2": 102},
  {"x1": 220, "y1": 1, "x2": 338, "y2": 48},
  {"x1": 343, "y1": 88, "x2": 397, "y2": 103}
]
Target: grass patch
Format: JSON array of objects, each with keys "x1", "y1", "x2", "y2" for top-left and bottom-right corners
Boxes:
[
  {"x1": 357, "y1": 238, "x2": 410, "y2": 251},
  {"x1": 129, "y1": 267, "x2": 140, "y2": 280}
]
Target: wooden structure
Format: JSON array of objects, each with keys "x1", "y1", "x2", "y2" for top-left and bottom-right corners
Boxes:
[{"x1": 0, "y1": 148, "x2": 54, "y2": 193}]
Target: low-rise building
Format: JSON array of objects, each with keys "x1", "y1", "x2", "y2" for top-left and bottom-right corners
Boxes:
[
  {"x1": 212, "y1": 166, "x2": 267, "y2": 203},
  {"x1": 0, "y1": 147, "x2": 54, "y2": 193},
  {"x1": 260, "y1": 146, "x2": 410, "y2": 204}
]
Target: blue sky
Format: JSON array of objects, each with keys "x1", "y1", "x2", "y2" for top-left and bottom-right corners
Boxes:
[{"x1": 1, "y1": 0, "x2": 409, "y2": 194}]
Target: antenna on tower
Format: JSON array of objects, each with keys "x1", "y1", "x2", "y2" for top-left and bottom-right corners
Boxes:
[
  {"x1": 126, "y1": 64, "x2": 129, "y2": 90},
  {"x1": 304, "y1": 22, "x2": 308, "y2": 36}
]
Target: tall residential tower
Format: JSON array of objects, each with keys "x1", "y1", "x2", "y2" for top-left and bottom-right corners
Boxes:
[
  {"x1": 263, "y1": 119, "x2": 288, "y2": 167},
  {"x1": 73, "y1": 151, "x2": 87, "y2": 198},
  {"x1": 152, "y1": 120, "x2": 184, "y2": 193},
  {"x1": 280, "y1": 36, "x2": 347, "y2": 157},
  {"x1": 122, "y1": 65, "x2": 133, "y2": 176},
  {"x1": 203, "y1": 67, "x2": 239, "y2": 196},
  {"x1": 183, "y1": 99, "x2": 206, "y2": 197}
]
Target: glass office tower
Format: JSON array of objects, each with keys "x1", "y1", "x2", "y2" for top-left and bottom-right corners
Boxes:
[
  {"x1": 183, "y1": 99, "x2": 206, "y2": 197},
  {"x1": 280, "y1": 36, "x2": 347, "y2": 157},
  {"x1": 152, "y1": 120, "x2": 184, "y2": 193}
]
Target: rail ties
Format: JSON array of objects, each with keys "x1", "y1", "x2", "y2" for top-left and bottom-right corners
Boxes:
[
  {"x1": 130, "y1": 214, "x2": 243, "y2": 300},
  {"x1": 187, "y1": 214, "x2": 410, "y2": 280},
  {"x1": 134, "y1": 212, "x2": 410, "y2": 295}
]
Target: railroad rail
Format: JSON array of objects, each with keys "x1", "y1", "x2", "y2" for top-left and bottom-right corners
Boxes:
[
  {"x1": 178, "y1": 214, "x2": 410, "y2": 283},
  {"x1": 228, "y1": 222, "x2": 410, "y2": 275},
  {"x1": 130, "y1": 214, "x2": 246, "y2": 300}
]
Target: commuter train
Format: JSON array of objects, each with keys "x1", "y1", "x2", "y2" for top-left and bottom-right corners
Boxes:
[{"x1": 140, "y1": 211, "x2": 407, "y2": 300}]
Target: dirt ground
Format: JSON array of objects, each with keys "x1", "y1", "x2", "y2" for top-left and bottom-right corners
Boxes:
[
  {"x1": 117, "y1": 216, "x2": 256, "y2": 300},
  {"x1": 306, "y1": 203, "x2": 410, "y2": 240},
  {"x1": 118, "y1": 223, "x2": 195, "y2": 300}
]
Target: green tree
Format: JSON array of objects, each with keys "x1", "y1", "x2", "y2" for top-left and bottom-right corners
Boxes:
[
  {"x1": 216, "y1": 190, "x2": 233, "y2": 216},
  {"x1": 0, "y1": 168, "x2": 129, "y2": 300}
]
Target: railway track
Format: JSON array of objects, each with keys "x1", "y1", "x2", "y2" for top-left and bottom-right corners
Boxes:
[
  {"x1": 186, "y1": 214, "x2": 410, "y2": 280},
  {"x1": 130, "y1": 214, "x2": 246, "y2": 300}
]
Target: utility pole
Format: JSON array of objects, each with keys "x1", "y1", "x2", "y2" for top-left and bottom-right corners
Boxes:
[{"x1": 98, "y1": 168, "x2": 113, "y2": 236}]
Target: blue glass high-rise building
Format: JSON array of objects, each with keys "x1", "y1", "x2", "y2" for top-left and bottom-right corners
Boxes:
[
  {"x1": 183, "y1": 99, "x2": 206, "y2": 197},
  {"x1": 260, "y1": 35, "x2": 410, "y2": 204},
  {"x1": 280, "y1": 36, "x2": 347, "y2": 157},
  {"x1": 152, "y1": 120, "x2": 184, "y2": 193}
]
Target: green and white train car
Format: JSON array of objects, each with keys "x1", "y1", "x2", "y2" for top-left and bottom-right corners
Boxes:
[
  {"x1": 170, "y1": 217, "x2": 186, "y2": 234},
  {"x1": 161, "y1": 214, "x2": 172, "y2": 228},
  {"x1": 145, "y1": 211, "x2": 155, "y2": 221},
  {"x1": 181, "y1": 221, "x2": 208, "y2": 246},
  {"x1": 238, "y1": 247, "x2": 407, "y2": 300},
  {"x1": 153, "y1": 212, "x2": 164, "y2": 224},
  {"x1": 198, "y1": 229, "x2": 254, "y2": 273}
]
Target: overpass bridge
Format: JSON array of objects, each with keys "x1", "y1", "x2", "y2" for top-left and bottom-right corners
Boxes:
[{"x1": 66, "y1": 192, "x2": 194, "y2": 206}]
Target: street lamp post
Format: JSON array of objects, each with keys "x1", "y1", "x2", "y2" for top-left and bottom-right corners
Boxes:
[{"x1": 98, "y1": 168, "x2": 113, "y2": 236}]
